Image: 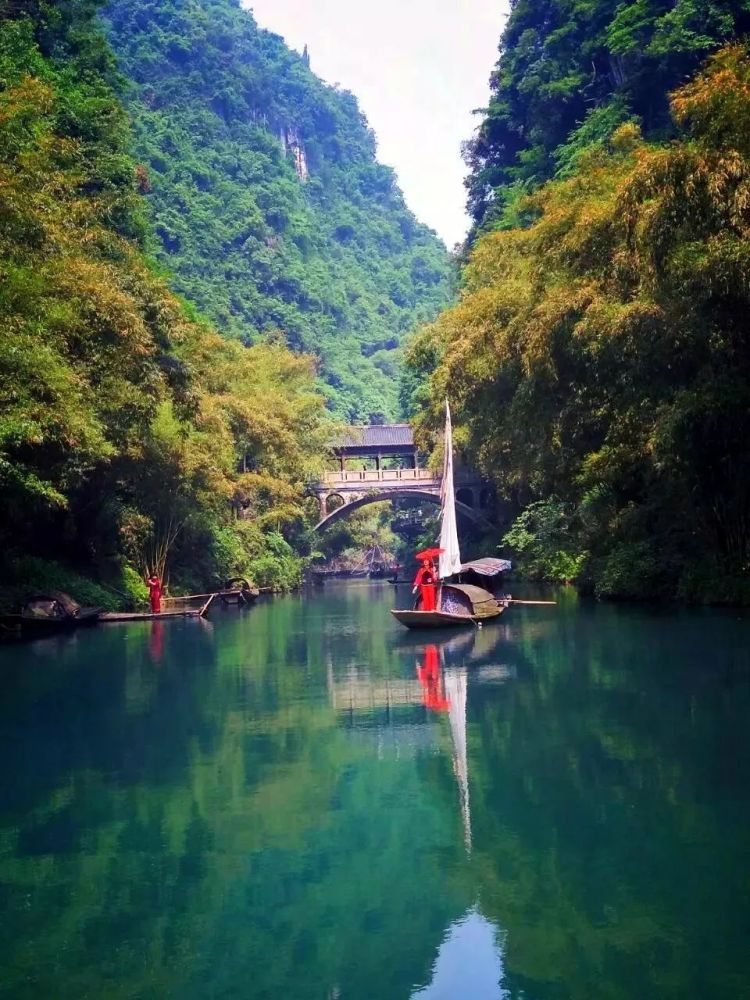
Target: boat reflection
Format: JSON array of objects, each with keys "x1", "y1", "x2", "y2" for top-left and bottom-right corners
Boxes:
[
  {"x1": 393, "y1": 620, "x2": 515, "y2": 671},
  {"x1": 443, "y1": 661, "x2": 471, "y2": 852},
  {"x1": 327, "y1": 626, "x2": 518, "y2": 853}
]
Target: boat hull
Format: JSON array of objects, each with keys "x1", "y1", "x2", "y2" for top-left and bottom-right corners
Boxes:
[
  {"x1": 391, "y1": 583, "x2": 507, "y2": 630},
  {"x1": 390, "y1": 609, "x2": 476, "y2": 629},
  {"x1": 0, "y1": 609, "x2": 101, "y2": 636}
]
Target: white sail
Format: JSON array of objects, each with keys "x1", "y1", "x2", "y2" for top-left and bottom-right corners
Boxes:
[{"x1": 438, "y1": 400, "x2": 462, "y2": 580}]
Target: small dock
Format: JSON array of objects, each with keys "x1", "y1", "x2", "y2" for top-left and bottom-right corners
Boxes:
[{"x1": 100, "y1": 594, "x2": 215, "y2": 624}]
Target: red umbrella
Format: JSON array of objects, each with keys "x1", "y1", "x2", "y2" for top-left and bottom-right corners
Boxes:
[{"x1": 415, "y1": 547, "x2": 444, "y2": 561}]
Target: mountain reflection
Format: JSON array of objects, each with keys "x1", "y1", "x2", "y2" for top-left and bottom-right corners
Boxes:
[{"x1": 412, "y1": 908, "x2": 507, "y2": 1000}]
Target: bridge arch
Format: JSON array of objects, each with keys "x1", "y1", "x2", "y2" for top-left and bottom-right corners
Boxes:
[
  {"x1": 325, "y1": 493, "x2": 345, "y2": 515},
  {"x1": 313, "y1": 488, "x2": 490, "y2": 533}
]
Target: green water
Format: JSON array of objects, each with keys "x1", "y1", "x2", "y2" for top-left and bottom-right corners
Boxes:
[{"x1": 0, "y1": 583, "x2": 749, "y2": 1000}]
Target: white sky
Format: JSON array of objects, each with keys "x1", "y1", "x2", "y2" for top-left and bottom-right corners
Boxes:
[{"x1": 243, "y1": 0, "x2": 509, "y2": 249}]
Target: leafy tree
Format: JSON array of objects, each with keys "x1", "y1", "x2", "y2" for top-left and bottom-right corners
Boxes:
[
  {"x1": 465, "y1": 0, "x2": 750, "y2": 234},
  {"x1": 502, "y1": 499, "x2": 586, "y2": 582},
  {"x1": 0, "y1": 4, "x2": 334, "y2": 600},
  {"x1": 408, "y1": 46, "x2": 750, "y2": 600}
]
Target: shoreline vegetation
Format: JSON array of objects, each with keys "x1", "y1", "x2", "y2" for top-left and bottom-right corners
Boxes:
[
  {"x1": 406, "y1": 45, "x2": 750, "y2": 606},
  {"x1": 1, "y1": 2, "x2": 749, "y2": 609},
  {"x1": 0, "y1": 3, "x2": 335, "y2": 611},
  {"x1": 0, "y1": 0, "x2": 452, "y2": 613}
]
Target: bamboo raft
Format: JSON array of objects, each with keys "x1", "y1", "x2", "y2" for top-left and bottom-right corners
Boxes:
[{"x1": 100, "y1": 594, "x2": 215, "y2": 623}]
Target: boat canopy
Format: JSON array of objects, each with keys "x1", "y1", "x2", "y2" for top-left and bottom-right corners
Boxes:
[
  {"x1": 459, "y1": 557, "x2": 512, "y2": 577},
  {"x1": 22, "y1": 591, "x2": 82, "y2": 619},
  {"x1": 443, "y1": 583, "x2": 499, "y2": 620}
]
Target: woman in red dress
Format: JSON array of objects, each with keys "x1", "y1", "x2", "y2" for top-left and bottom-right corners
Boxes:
[
  {"x1": 147, "y1": 574, "x2": 162, "y2": 614},
  {"x1": 412, "y1": 558, "x2": 437, "y2": 612}
]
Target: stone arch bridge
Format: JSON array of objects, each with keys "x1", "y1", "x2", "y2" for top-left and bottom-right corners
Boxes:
[{"x1": 309, "y1": 424, "x2": 495, "y2": 532}]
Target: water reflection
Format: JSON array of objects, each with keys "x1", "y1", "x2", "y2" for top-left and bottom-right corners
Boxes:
[
  {"x1": 148, "y1": 619, "x2": 164, "y2": 663},
  {"x1": 444, "y1": 664, "x2": 471, "y2": 852},
  {"x1": 417, "y1": 645, "x2": 451, "y2": 712},
  {"x1": 0, "y1": 582, "x2": 748, "y2": 999},
  {"x1": 412, "y1": 908, "x2": 507, "y2": 1000}
]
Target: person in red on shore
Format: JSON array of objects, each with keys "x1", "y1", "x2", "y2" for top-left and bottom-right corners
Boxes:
[
  {"x1": 412, "y1": 558, "x2": 437, "y2": 612},
  {"x1": 147, "y1": 574, "x2": 162, "y2": 614}
]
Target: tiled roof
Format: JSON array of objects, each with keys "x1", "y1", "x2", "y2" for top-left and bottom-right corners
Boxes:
[{"x1": 337, "y1": 424, "x2": 415, "y2": 450}]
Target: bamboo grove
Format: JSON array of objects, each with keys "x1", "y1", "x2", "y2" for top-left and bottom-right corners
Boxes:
[
  {"x1": 0, "y1": 4, "x2": 333, "y2": 605},
  {"x1": 406, "y1": 46, "x2": 750, "y2": 601}
]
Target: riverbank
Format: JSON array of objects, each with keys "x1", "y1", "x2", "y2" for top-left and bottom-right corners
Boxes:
[
  {"x1": 500, "y1": 569, "x2": 750, "y2": 607},
  {"x1": 0, "y1": 553, "x2": 299, "y2": 618},
  {"x1": 4, "y1": 553, "x2": 749, "y2": 617}
]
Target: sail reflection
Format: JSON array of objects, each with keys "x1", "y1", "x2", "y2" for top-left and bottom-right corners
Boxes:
[
  {"x1": 443, "y1": 664, "x2": 471, "y2": 852},
  {"x1": 411, "y1": 907, "x2": 507, "y2": 999}
]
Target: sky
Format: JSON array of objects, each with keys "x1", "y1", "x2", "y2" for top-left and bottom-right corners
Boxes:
[{"x1": 243, "y1": 0, "x2": 509, "y2": 248}]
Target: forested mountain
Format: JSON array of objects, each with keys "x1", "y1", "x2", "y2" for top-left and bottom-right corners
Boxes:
[
  {"x1": 465, "y1": 0, "x2": 750, "y2": 231},
  {"x1": 0, "y1": 0, "x2": 333, "y2": 604},
  {"x1": 101, "y1": 0, "x2": 453, "y2": 421},
  {"x1": 408, "y1": 45, "x2": 750, "y2": 601}
]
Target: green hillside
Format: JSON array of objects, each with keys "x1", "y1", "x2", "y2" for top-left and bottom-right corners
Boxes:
[{"x1": 101, "y1": 0, "x2": 453, "y2": 421}]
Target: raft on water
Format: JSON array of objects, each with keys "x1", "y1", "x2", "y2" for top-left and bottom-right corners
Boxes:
[{"x1": 100, "y1": 594, "x2": 216, "y2": 623}]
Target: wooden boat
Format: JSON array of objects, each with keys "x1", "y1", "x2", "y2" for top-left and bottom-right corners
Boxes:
[
  {"x1": 391, "y1": 583, "x2": 507, "y2": 629},
  {"x1": 391, "y1": 609, "x2": 475, "y2": 629},
  {"x1": 0, "y1": 592, "x2": 102, "y2": 636},
  {"x1": 392, "y1": 401, "x2": 506, "y2": 631},
  {"x1": 219, "y1": 578, "x2": 259, "y2": 605}
]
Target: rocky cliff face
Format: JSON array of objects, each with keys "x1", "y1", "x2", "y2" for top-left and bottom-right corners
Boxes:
[{"x1": 279, "y1": 126, "x2": 309, "y2": 182}]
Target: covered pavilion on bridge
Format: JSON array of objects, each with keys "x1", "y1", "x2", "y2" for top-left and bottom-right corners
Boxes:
[{"x1": 334, "y1": 423, "x2": 420, "y2": 472}]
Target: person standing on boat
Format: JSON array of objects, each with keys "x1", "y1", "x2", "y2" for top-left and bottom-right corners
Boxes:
[
  {"x1": 147, "y1": 574, "x2": 162, "y2": 614},
  {"x1": 412, "y1": 558, "x2": 437, "y2": 612}
]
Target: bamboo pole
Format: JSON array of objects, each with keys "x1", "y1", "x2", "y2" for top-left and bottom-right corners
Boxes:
[{"x1": 506, "y1": 599, "x2": 557, "y2": 605}]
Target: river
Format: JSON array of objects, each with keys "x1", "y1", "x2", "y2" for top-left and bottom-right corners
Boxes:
[{"x1": 0, "y1": 582, "x2": 748, "y2": 999}]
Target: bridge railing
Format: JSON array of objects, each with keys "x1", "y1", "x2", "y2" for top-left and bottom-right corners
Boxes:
[
  {"x1": 322, "y1": 468, "x2": 438, "y2": 486},
  {"x1": 320, "y1": 468, "x2": 482, "y2": 488}
]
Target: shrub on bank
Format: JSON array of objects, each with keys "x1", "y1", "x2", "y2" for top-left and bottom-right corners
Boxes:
[{"x1": 0, "y1": 558, "x2": 123, "y2": 613}]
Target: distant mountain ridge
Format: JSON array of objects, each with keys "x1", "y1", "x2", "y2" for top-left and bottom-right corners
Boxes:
[{"x1": 102, "y1": 0, "x2": 453, "y2": 420}]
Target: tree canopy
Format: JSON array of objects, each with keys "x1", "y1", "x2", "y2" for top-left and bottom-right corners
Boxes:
[
  {"x1": 407, "y1": 45, "x2": 750, "y2": 600},
  {"x1": 465, "y1": 0, "x2": 750, "y2": 234},
  {"x1": 0, "y1": 2, "x2": 334, "y2": 601}
]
